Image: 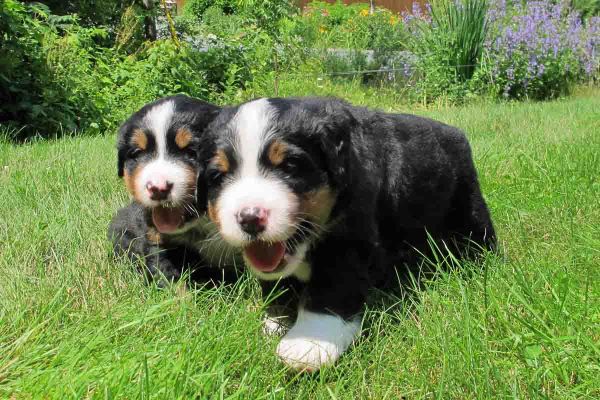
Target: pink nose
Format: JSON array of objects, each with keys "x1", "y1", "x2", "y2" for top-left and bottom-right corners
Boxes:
[
  {"x1": 146, "y1": 181, "x2": 173, "y2": 201},
  {"x1": 237, "y1": 207, "x2": 268, "y2": 236}
]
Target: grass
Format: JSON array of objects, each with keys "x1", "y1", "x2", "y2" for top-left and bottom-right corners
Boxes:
[{"x1": 1, "y1": 88, "x2": 599, "y2": 399}]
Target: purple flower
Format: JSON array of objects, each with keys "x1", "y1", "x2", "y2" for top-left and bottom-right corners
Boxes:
[{"x1": 482, "y1": 0, "x2": 599, "y2": 98}]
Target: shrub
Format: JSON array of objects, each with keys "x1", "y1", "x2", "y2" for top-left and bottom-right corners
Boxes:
[
  {"x1": 293, "y1": 1, "x2": 407, "y2": 51},
  {"x1": 40, "y1": 0, "x2": 126, "y2": 29},
  {"x1": 0, "y1": 1, "x2": 108, "y2": 137},
  {"x1": 285, "y1": 0, "x2": 410, "y2": 87},
  {"x1": 571, "y1": 0, "x2": 600, "y2": 19},
  {"x1": 181, "y1": 0, "x2": 239, "y2": 19},
  {"x1": 475, "y1": 0, "x2": 600, "y2": 99},
  {"x1": 0, "y1": 1, "x2": 219, "y2": 139},
  {"x1": 94, "y1": 40, "x2": 211, "y2": 128},
  {"x1": 404, "y1": 0, "x2": 489, "y2": 101}
]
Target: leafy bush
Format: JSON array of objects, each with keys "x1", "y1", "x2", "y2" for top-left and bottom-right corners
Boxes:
[
  {"x1": 475, "y1": 0, "x2": 600, "y2": 99},
  {"x1": 285, "y1": 0, "x2": 410, "y2": 88},
  {"x1": 404, "y1": 0, "x2": 489, "y2": 101},
  {"x1": 0, "y1": 1, "x2": 108, "y2": 137},
  {"x1": 293, "y1": 1, "x2": 407, "y2": 51},
  {"x1": 93, "y1": 40, "x2": 212, "y2": 130},
  {"x1": 41, "y1": 0, "x2": 126, "y2": 28},
  {"x1": 182, "y1": 0, "x2": 240, "y2": 19},
  {"x1": 176, "y1": 1, "x2": 306, "y2": 101},
  {"x1": 571, "y1": 0, "x2": 600, "y2": 19},
  {"x1": 0, "y1": 1, "x2": 235, "y2": 139}
]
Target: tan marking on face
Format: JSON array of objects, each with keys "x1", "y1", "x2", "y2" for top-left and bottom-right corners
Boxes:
[
  {"x1": 207, "y1": 201, "x2": 221, "y2": 228},
  {"x1": 175, "y1": 128, "x2": 193, "y2": 149},
  {"x1": 146, "y1": 228, "x2": 162, "y2": 244},
  {"x1": 298, "y1": 186, "x2": 337, "y2": 226},
  {"x1": 123, "y1": 165, "x2": 144, "y2": 203},
  {"x1": 131, "y1": 129, "x2": 148, "y2": 151},
  {"x1": 268, "y1": 140, "x2": 287, "y2": 166},
  {"x1": 213, "y1": 149, "x2": 230, "y2": 173}
]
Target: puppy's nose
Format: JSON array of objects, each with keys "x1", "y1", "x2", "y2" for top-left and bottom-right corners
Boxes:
[
  {"x1": 237, "y1": 207, "x2": 268, "y2": 236},
  {"x1": 146, "y1": 181, "x2": 173, "y2": 201}
]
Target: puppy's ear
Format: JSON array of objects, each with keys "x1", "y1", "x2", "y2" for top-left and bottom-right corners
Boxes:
[
  {"x1": 318, "y1": 100, "x2": 355, "y2": 191},
  {"x1": 195, "y1": 166, "x2": 209, "y2": 215},
  {"x1": 117, "y1": 147, "x2": 126, "y2": 178},
  {"x1": 195, "y1": 145, "x2": 216, "y2": 215},
  {"x1": 116, "y1": 125, "x2": 128, "y2": 178}
]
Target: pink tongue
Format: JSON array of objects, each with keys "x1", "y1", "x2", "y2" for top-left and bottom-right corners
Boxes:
[
  {"x1": 152, "y1": 206, "x2": 184, "y2": 233},
  {"x1": 243, "y1": 241, "x2": 286, "y2": 272}
]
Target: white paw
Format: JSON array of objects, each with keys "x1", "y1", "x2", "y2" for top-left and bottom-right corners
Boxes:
[
  {"x1": 275, "y1": 309, "x2": 360, "y2": 372},
  {"x1": 277, "y1": 335, "x2": 341, "y2": 371},
  {"x1": 262, "y1": 316, "x2": 287, "y2": 336}
]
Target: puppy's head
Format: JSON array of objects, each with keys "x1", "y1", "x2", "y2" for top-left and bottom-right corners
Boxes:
[
  {"x1": 117, "y1": 95, "x2": 220, "y2": 233},
  {"x1": 200, "y1": 97, "x2": 353, "y2": 280}
]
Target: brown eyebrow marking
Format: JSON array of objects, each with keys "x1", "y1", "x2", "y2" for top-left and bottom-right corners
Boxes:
[
  {"x1": 268, "y1": 139, "x2": 287, "y2": 166},
  {"x1": 175, "y1": 128, "x2": 193, "y2": 149},
  {"x1": 213, "y1": 149, "x2": 230, "y2": 173},
  {"x1": 131, "y1": 129, "x2": 148, "y2": 150}
]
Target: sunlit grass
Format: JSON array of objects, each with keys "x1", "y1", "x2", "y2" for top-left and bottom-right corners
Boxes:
[{"x1": 1, "y1": 89, "x2": 599, "y2": 399}]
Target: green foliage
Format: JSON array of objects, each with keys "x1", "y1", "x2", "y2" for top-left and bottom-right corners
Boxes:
[
  {"x1": 238, "y1": 0, "x2": 296, "y2": 37},
  {"x1": 0, "y1": 0, "x2": 108, "y2": 137},
  {"x1": 284, "y1": 0, "x2": 410, "y2": 88},
  {"x1": 94, "y1": 40, "x2": 211, "y2": 130},
  {"x1": 182, "y1": 0, "x2": 294, "y2": 37},
  {"x1": 407, "y1": 0, "x2": 489, "y2": 101},
  {"x1": 293, "y1": 1, "x2": 406, "y2": 51},
  {"x1": 0, "y1": 1, "x2": 259, "y2": 139},
  {"x1": 571, "y1": 0, "x2": 600, "y2": 18},
  {"x1": 41, "y1": 0, "x2": 126, "y2": 28},
  {"x1": 182, "y1": 0, "x2": 240, "y2": 19},
  {"x1": 471, "y1": 1, "x2": 598, "y2": 101}
]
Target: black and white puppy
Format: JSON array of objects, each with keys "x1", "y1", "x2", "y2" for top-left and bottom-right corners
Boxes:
[
  {"x1": 199, "y1": 97, "x2": 496, "y2": 371},
  {"x1": 109, "y1": 95, "x2": 233, "y2": 282}
]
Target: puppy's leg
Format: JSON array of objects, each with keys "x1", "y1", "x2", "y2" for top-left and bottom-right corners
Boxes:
[
  {"x1": 108, "y1": 203, "x2": 181, "y2": 284},
  {"x1": 260, "y1": 279, "x2": 301, "y2": 336},
  {"x1": 276, "y1": 238, "x2": 371, "y2": 371},
  {"x1": 276, "y1": 307, "x2": 361, "y2": 371},
  {"x1": 447, "y1": 175, "x2": 497, "y2": 255}
]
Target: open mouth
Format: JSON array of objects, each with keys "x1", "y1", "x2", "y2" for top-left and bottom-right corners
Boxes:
[
  {"x1": 242, "y1": 220, "x2": 312, "y2": 273},
  {"x1": 151, "y1": 205, "x2": 186, "y2": 233},
  {"x1": 243, "y1": 241, "x2": 287, "y2": 273}
]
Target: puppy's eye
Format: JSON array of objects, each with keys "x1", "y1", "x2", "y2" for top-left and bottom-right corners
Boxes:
[
  {"x1": 128, "y1": 148, "x2": 143, "y2": 159},
  {"x1": 207, "y1": 167, "x2": 226, "y2": 184},
  {"x1": 280, "y1": 159, "x2": 300, "y2": 174},
  {"x1": 182, "y1": 147, "x2": 197, "y2": 158}
]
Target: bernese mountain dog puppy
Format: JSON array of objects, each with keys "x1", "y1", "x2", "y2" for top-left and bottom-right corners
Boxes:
[
  {"x1": 108, "y1": 95, "x2": 236, "y2": 283},
  {"x1": 198, "y1": 97, "x2": 496, "y2": 371}
]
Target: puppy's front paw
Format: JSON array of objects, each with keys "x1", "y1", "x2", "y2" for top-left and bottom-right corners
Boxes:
[
  {"x1": 277, "y1": 335, "x2": 340, "y2": 372},
  {"x1": 262, "y1": 316, "x2": 288, "y2": 336},
  {"x1": 275, "y1": 309, "x2": 360, "y2": 372}
]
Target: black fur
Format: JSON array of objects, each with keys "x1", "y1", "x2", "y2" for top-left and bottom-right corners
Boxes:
[
  {"x1": 201, "y1": 97, "x2": 496, "y2": 320},
  {"x1": 109, "y1": 95, "x2": 236, "y2": 284},
  {"x1": 108, "y1": 202, "x2": 239, "y2": 285}
]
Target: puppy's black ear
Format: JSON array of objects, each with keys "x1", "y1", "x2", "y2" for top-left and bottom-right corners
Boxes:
[
  {"x1": 195, "y1": 144, "x2": 216, "y2": 215},
  {"x1": 195, "y1": 166, "x2": 209, "y2": 214},
  {"x1": 117, "y1": 147, "x2": 126, "y2": 178},
  {"x1": 117, "y1": 122, "x2": 127, "y2": 178},
  {"x1": 318, "y1": 99, "x2": 355, "y2": 191}
]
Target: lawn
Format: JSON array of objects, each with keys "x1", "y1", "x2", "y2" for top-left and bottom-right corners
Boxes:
[{"x1": 1, "y1": 90, "x2": 599, "y2": 399}]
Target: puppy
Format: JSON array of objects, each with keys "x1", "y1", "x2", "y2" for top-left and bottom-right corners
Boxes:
[
  {"x1": 199, "y1": 97, "x2": 496, "y2": 371},
  {"x1": 108, "y1": 95, "x2": 236, "y2": 283}
]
